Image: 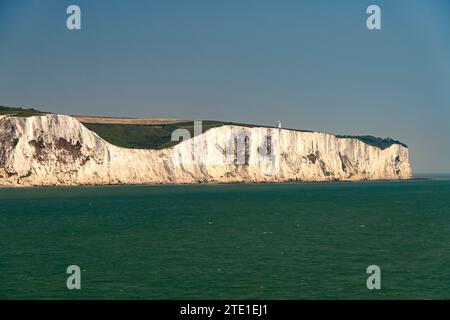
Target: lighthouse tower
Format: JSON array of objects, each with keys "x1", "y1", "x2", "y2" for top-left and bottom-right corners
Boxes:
[{"x1": 277, "y1": 120, "x2": 282, "y2": 129}]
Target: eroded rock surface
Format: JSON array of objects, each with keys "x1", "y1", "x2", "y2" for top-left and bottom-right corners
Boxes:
[{"x1": 0, "y1": 114, "x2": 412, "y2": 186}]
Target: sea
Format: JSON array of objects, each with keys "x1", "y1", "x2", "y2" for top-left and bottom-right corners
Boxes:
[{"x1": 1, "y1": 174, "x2": 449, "y2": 299}]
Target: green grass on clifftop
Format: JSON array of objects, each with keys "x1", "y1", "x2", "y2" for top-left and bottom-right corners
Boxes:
[
  {"x1": 83, "y1": 121, "x2": 254, "y2": 149},
  {"x1": 336, "y1": 135, "x2": 407, "y2": 149},
  {"x1": 0, "y1": 105, "x2": 45, "y2": 117},
  {"x1": 84, "y1": 121, "x2": 407, "y2": 150},
  {"x1": 0, "y1": 104, "x2": 407, "y2": 150}
]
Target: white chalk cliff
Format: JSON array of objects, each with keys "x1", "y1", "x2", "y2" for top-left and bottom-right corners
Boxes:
[{"x1": 0, "y1": 114, "x2": 412, "y2": 186}]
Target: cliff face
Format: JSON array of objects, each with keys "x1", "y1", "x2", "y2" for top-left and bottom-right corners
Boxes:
[{"x1": 0, "y1": 114, "x2": 412, "y2": 186}]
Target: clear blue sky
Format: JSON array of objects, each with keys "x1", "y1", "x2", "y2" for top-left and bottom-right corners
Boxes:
[{"x1": 0, "y1": 0, "x2": 449, "y2": 173}]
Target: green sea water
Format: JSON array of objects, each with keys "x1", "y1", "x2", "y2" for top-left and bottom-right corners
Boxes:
[{"x1": 1, "y1": 176, "x2": 449, "y2": 300}]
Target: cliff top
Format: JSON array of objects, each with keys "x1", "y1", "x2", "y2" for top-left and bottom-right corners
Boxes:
[
  {"x1": 0, "y1": 105, "x2": 45, "y2": 117},
  {"x1": 0, "y1": 105, "x2": 407, "y2": 150}
]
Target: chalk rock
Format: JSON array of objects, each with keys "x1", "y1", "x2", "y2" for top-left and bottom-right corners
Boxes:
[{"x1": 0, "y1": 114, "x2": 412, "y2": 186}]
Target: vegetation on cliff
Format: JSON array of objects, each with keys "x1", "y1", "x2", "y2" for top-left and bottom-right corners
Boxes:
[
  {"x1": 336, "y1": 135, "x2": 407, "y2": 149},
  {"x1": 0, "y1": 105, "x2": 406, "y2": 150},
  {"x1": 0, "y1": 105, "x2": 45, "y2": 117},
  {"x1": 83, "y1": 121, "x2": 243, "y2": 150}
]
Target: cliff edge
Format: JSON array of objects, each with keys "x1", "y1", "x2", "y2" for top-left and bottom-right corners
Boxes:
[{"x1": 0, "y1": 114, "x2": 412, "y2": 186}]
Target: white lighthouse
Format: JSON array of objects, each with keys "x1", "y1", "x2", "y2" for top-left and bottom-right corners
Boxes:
[{"x1": 277, "y1": 120, "x2": 282, "y2": 129}]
